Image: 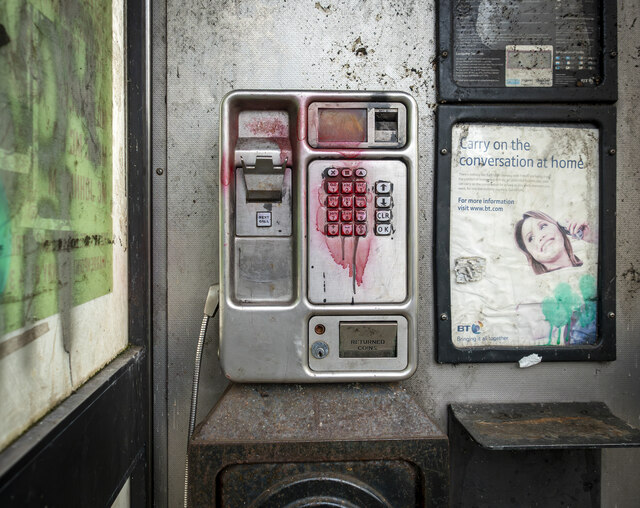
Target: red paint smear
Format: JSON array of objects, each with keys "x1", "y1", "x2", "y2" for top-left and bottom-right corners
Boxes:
[
  {"x1": 245, "y1": 117, "x2": 288, "y2": 138},
  {"x1": 313, "y1": 175, "x2": 375, "y2": 288},
  {"x1": 245, "y1": 116, "x2": 292, "y2": 165}
]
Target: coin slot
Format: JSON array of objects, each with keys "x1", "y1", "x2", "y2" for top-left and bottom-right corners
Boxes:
[{"x1": 374, "y1": 110, "x2": 398, "y2": 142}]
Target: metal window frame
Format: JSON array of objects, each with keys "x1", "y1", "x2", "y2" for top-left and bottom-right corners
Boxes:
[
  {"x1": 436, "y1": 1, "x2": 618, "y2": 103},
  {"x1": 435, "y1": 104, "x2": 616, "y2": 363}
]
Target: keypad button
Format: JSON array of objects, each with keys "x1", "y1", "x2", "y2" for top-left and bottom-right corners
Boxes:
[
  {"x1": 341, "y1": 195, "x2": 353, "y2": 208},
  {"x1": 341, "y1": 168, "x2": 353, "y2": 178},
  {"x1": 355, "y1": 224, "x2": 367, "y2": 236},
  {"x1": 375, "y1": 181, "x2": 391, "y2": 194},
  {"x1": 375, "y1": 224, "x2": 392, "y2": 236},
  {"x1": 355, "y1": 168, "x2": 367, "y2": 177},
  {"x1": 341, "y1": 209, "x2": 353, "y2": 222},
  {"x1": 327, "y1": 224, "x2": 339, "y2": 236},
  {"x1": 376, "y1": 210, "x2": 391, "y2": 222},
  {"x1": 355, "y1": 209, "x2": 367, "y2": 222},
  {"x1": 327, "y1": 196, "x2": 339, "y2": 208},
  {"x1": 354, "y1": 196, "x2": 367, "y2": 208},
  {"x1": 375, "y1": 196, "x2": 391, "y2": 208},
  {"x1": 355, "y1": 181, "x2": 367, "y2": 194},
  {"x1": 327, "y1": 210, "x2": 339, "y2": 222},
  {"x1": 326, "y1": 181, "x2": 339, "y2": 194},
  {"x1": 341, "y1": 223, "x2": 353, "y2": 236},
  {"x1": 327, "y1": 168, "x2": 339, "y2": 177},
  {"x1": 341, "y1": 182, "x2": 354, "y2": 194}
]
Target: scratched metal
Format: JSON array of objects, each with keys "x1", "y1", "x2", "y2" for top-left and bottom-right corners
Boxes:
[{"x1": 451, "y1": 402, "x2": 640, "y2": 450}]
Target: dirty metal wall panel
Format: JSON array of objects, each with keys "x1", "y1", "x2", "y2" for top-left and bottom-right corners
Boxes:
[
  {"x1": 151, "y1": 0, "x2": 169, "y2": 505},
  {"x1": 161, "y1": 0, "x2": 640, "y2": 506},
  {"x1": 0, "y1": 0, "x2": 128, "y2": 452}
]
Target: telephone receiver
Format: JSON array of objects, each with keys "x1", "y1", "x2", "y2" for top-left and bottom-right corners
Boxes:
[
  {"x1": 560, "y1": 224, "x2": 584, "y2": 240},
  {"x1": 218, "y1": 91, "x2": 418, "y2": 382}
]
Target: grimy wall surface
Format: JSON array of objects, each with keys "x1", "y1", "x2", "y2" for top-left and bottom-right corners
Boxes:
[{"x1": 155, "y1": 1, "x2": 640, "y2": 506}]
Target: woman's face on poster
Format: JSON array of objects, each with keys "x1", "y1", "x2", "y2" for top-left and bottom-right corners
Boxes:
[{"x1": 521, "y1": 217, "x2": 566, "y2": 265}]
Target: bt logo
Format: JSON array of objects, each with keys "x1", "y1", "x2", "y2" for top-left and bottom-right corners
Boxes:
[{"x1": 457, "y1": 321, "x2": 484, "y2": 334}]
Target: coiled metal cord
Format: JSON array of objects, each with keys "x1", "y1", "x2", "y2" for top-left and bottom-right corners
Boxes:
[{"x1": 184, "y1": 285, "x2": 219, "y2": 508}]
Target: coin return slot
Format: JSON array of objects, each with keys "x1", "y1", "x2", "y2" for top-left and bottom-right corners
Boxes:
[
  {"x1": 374, "y1": 110, "x2": 398, "y2": 143},
  {"x1": 339, "y1": 322, "x2": 398, "y2": 358}
]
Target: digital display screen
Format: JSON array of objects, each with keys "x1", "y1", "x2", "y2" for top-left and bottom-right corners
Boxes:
[
  {"x1": 507, "y1": 50, "x2": 552, "y2": 70},
  {"x1": 317, "y1": 108, "x2": 367, "y2": 143}
]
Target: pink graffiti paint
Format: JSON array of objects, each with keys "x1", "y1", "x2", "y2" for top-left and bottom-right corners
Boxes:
[
  {"x1": 220, "y1": 152, "x2": 231, "y2": 188},
  {"x1": 245, "y1": 116, "x2": 292, "y2": 164}
]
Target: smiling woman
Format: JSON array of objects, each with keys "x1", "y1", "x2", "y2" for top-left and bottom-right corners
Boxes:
[{"x1": 514, "y1": 210, "x2": 596, "y2": 275}]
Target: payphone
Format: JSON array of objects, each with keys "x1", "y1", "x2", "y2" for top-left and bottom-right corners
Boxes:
[{"x1": 218, "y1": 91, "x2": 418, "y2": 382}]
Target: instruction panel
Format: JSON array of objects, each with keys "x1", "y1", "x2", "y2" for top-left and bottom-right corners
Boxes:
[{"x1": 453, "y1": 0, "x2": 601, "y2": 88}]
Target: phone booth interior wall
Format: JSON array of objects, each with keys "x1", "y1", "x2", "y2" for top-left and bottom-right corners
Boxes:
[{"x1": 152, "y1": 1, "x2": 640, "y2": 506}]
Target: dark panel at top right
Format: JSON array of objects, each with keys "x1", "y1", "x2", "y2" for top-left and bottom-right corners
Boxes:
[{"x1": 437, "y1": 0, "x2": 617, "y2": 103}]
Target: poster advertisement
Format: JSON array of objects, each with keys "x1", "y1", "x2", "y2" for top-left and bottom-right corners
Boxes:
[
  {"x1": 450, "y1": 124, "x2": 599, "y2": 348},
  {"x1": 0, "y1": 1, "x2": 113, "y2": 336}
]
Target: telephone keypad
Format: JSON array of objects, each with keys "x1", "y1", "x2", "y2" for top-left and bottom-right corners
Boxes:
[
  {"x1": 341, "y1": 224, "x2": 353, "y2": 236},
  {"x1": 341, "y1": 196, "x2": 353, "y2": 208},
  {"x1": 376, "y1": 210, "x2": 391, "y2": 222},
  {"x1": 374, "y1": 180, "x2": 395, "y2": 236},
  {"x1": 322, "y1": 169, "x2": 397, "y2": 238},
  {"x1": 326, "y1": 224, "x2": 339, "y2": 236},
  {"x1": 327, "y1": 210, "x2": 339, "y2": 222},
  {"x1": 341, "y1": 182, "x2": 354, "y2": 194},
  {"x1": 375, "y1": 196, "x2": 391, "y2": 208}
]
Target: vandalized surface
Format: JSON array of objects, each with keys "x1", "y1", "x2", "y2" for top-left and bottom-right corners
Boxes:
[
  {"x1": 0, "y1": 0, "x2": 127, "y2": 452},
  {"x1": 161, "y1": 0, "x2": 640, "y2": 506}
]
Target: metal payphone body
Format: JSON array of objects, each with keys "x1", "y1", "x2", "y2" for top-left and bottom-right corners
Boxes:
[{"x1": 219, "y1": 91, "x2": 418, "y2": 382}]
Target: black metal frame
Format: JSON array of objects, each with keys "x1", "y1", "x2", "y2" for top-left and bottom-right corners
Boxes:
[
  {"x1": 435, "y1": 104, "x2": 616, "y2": 363},
  {"x1": 436, "y1": 1, "x2": 618, "y2": 103},
  {"x1": 0, "y1": 0, "x2": 152, "y2": 505}
]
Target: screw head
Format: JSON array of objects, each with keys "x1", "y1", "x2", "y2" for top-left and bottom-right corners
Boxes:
[
  {"x1": 608, "y1": 148, "x2": 616, "y2": 156},
  {"x1": 441, "y1": 50, "x2": 449, "y2": 58},
  {"x1": 440, "y1": 148, "x2": 448, "y2": 155},
  {"x1": 156, "y1": 167, "x2": 164, "y2": 175},
  {"x1": 314, "y1": 324, "x2": 326, "y2": 335},
  {"x1": 610, "y1": 51, "x2": 617, "y2": 58},
  {"x1": 608, "y1": 311, "x2": 615, "y2": 319},
  {"x1": 440, "y1": 313, "x2": 448, "y2": 321}
]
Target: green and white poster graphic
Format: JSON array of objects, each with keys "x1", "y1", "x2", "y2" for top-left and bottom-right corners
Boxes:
[
  {"x1": 0, "y1": 0, "x2": 113, "y2": 335},
  {"x1": 449, "y1": 124, "x2": 599, "y2": 348}
]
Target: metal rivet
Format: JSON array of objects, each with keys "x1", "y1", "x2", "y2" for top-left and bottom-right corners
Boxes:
[
  {"x1": 608, "y1": 148, "x2": 616, "y2": 156},
  {"x1": 314, "y1": 324, "x2": 325, "y2": 335},
  {"x1": 440, "y1": 313, "x2": 448, "y2": 321},
  {"x1": 440, "y1": 148, "x2": 448, "y2": 155},
  {"x1": 608, "y1": 311, "x2": 615, "y2": 319},
  {"x1": 610, "y1": 51, "x2": 617, "y2": 58},
  {"x1": 441, "y1": 50, "x2": 449, "y2": 58},
  {"x1": 156, "y1": 167, "x2": 164, "y2": 175}
]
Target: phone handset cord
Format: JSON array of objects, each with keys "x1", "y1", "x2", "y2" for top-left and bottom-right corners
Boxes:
[{"x1": 184, "y1": 284, "x2": 220, "y2": 508}]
